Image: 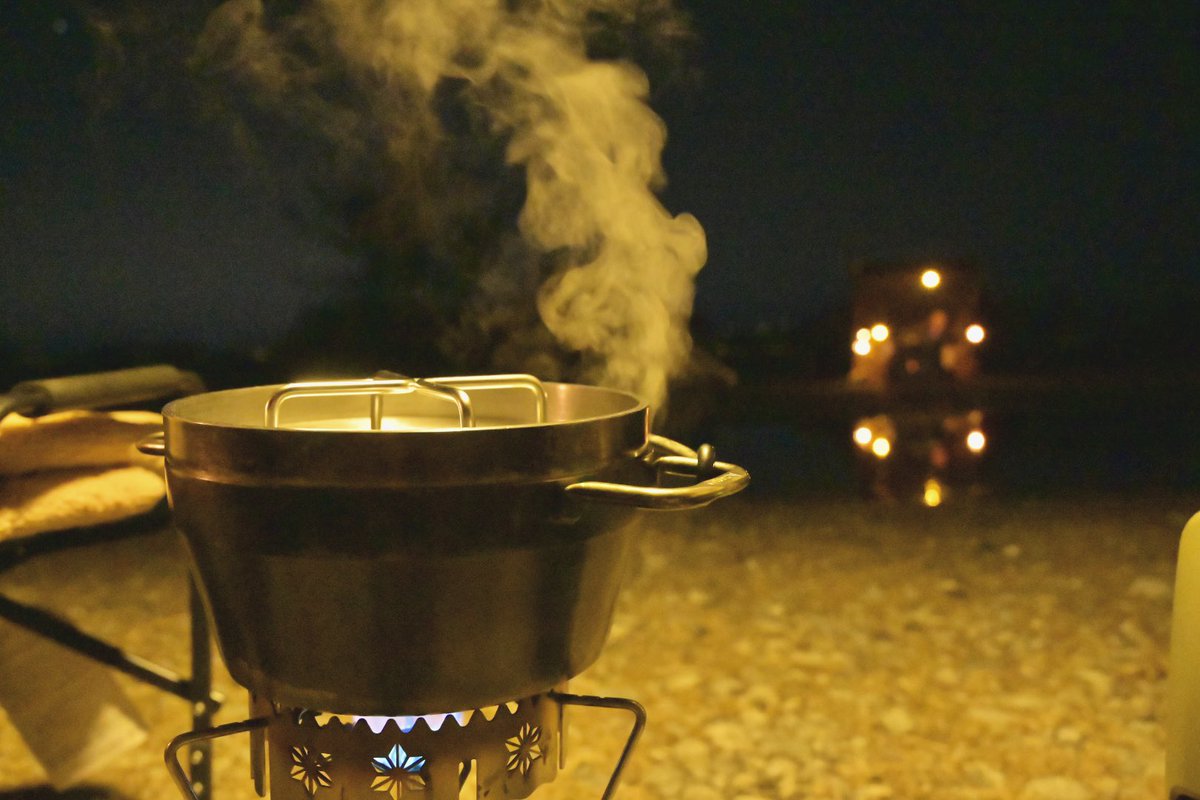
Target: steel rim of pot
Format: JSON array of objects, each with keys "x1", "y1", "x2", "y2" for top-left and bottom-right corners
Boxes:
[{"x1": 141, "y1": 373, "x2": 749, "y2": 507}]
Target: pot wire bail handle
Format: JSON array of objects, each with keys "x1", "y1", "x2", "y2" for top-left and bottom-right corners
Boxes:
[{"x1": 565, "y1": 434, "x2": 749, "y2": 510}]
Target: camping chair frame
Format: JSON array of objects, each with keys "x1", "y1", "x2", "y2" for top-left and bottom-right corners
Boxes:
[{"x1": 0, "y1": 511, "x2": 220, "y2": 799}]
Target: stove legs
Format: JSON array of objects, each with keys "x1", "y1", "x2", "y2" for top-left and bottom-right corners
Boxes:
[
  {"x1": 166, "y1": 718, "x2": 269, "y2": 800},
  {"x1": 550, "y1": 692, "x2": 646, "y2": 800},
  {"x1": 187, "y1": 578, "x2": 217, "y2": 800}
]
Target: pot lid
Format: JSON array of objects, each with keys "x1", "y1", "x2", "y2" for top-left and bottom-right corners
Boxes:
[
  {"x1": 263, "y1": 373, "x2": 549, "y2": 432},
  {"x1": 159, "y1": 374, "x2": 650, "y2": 487},
  {"x1": 166, "y1": 373, "x2": 646, "y2": 431}
]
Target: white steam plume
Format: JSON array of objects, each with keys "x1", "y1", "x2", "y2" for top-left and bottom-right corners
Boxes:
[{"x1": 195, "y1": 0, "x2": 705, "y2": 408}]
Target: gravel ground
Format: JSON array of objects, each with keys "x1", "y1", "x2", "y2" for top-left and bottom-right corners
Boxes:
[{"x1": 0, "y1": 493, "x2": 1193, "y2": 800}]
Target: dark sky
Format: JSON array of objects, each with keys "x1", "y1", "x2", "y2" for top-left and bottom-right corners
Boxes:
[
  {"x1": 665, "y1": 3, "x2": 1199, "y2": 331},
  {"x1": 2, "y1": 2, "x2": 1198, "y2": 364}
]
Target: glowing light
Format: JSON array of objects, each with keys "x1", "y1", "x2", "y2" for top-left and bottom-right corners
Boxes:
[
  {"x1": 856, "y1": 327, "x2": 872, "y2": 342},
  {"x1": 920, "y1": 269, "x2": 942, "y2": 289},
  {"x1": 354, "y1": 712, "x2": 468, "y2": 733},
  {"x1": 966, "y1": 430, "x2": 987, "y2": 453},
  {"x1": 923, "y1": 479, "x2": 944, "y2": 507},
  {"x1": 853, "y1": 426, "x2": 874, "y2": 447},
  {"x1": 965, "y1": 324, "x2": 986, "y2": 344},
  {"x1": 290, "y1": 746, "x2": 333, "y2": 795},
  {"x1": 870, "y1": 323, "x2": 890, "y2": 342},
  {"x1": 871, "y1": 437, "x2": 891, "y2": 458},
  {"x1": 371, "y1": 744, "x2": 427, "y2": 799},
  {"x1": 506, "y1": 722, "x2": 544, "y2": 775},
  {"x1": 852, "y1": 339, "x2": 872, "y2": 356}
]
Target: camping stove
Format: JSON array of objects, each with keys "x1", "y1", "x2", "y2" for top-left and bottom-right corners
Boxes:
[{"x1": 166, "y1": 689, "x2": 643, "y2": 800}]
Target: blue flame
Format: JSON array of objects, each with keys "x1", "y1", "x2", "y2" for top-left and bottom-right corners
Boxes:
[{"x1": 354, "y1": 712, "x2": 468, "y2": 733}]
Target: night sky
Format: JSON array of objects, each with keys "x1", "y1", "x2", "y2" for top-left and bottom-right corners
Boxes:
[
  {"x1": 664, "y1": 3, "x2": 1199, "y2": 335},
  {"x1": 2, "y1": 2, "x2": 1198, "y2": 373}
]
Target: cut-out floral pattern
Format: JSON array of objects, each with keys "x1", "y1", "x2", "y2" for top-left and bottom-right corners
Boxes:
[
  {"x1": 371, "y1": 743, "x2": 427, "y2": 798},
  {"x1": 505, "y1": 723, "x2": 543, "y2": 776},
  {"x1": 289, "y1": 746, "x2": 333, "y2": 796}
]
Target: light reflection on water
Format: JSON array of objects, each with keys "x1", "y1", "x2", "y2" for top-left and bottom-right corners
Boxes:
[
  {"x1": 708, "y1": 389, "x2": 1200, "y2": 497},
  {"x1": 850, "y1": 409, "x2": 986, "y2": 505}
]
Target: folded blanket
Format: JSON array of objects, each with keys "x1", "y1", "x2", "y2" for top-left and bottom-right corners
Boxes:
[
  {"x1": 0, "y1": 409, "x2": 165, "y2": 785},
  {"x1": 0, "y1": 409, "x2": 165, "y2": 475},
  {"x1": 0, "y1": 411, "x2": 166, "y2": 540}
]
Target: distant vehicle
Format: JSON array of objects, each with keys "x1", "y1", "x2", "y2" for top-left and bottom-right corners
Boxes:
[
  {"x1": 847, "y1": 260, "x2": 989, "y2": 504},
  {"x1": 847, "y1": 260, "x2": 986, "y2": 390}
]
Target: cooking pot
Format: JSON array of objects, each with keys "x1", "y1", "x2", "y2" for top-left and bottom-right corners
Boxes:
[{"x1": 141, "y1": 373, "x2": 748, "y2": 715}]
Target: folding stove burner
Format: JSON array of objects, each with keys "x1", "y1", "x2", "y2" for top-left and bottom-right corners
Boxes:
[
  {"x1": 165, "y1": 690, "x2": 644, "y2": 800},
  {"x1": 267, "y1": 695, "x2": 560, "y2": 800}
]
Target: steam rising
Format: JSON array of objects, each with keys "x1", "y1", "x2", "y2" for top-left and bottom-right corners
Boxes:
[{"x1": 193, "y1": 0, "x2": 704, "y2": 407}]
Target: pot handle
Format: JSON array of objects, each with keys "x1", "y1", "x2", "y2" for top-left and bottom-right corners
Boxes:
[
  {"x1": 137, "y1": 430, "x2": 166, "y2": 457},
  {"x1": 565, "y1": 434, "x2": 749, "y2": 510}
]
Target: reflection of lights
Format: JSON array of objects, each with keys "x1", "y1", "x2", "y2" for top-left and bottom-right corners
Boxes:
[
  {"x1": 852, "y1": 339, "x2": 872, "y2": 356},
  {"x1": 853, "y1": 426, "x2": 873, "y2": 447},
  {"x1": 871, "y1": 437, "x2": 891, "y2": 458},
  {"x1": 966, "y1": 430, "x2": 987, "y2": 453},
  {"x1": 870, "y1": 323, "x2": 890, "y2": 342},
  {"x1": 920, "y1": 269, "x2": 942, "y2": 289},
  {"x1": 923, "y1": 478, "x2": 944, "y2": 507},
  {"x1": 965, "y1": 324, "x2": 986, "y2": 344},
  {"x1": 856, "y1": 327, "x2": 872, "y2": 342}
]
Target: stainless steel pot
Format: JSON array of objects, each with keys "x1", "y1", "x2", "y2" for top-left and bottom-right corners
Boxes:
[{"x1": 143, "y1": 373, "x2": 748, "y2": 715}]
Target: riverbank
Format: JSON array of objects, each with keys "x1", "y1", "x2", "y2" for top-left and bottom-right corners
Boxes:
[{"x1": 0, "y1": 494, "x2": 1191, "y2": 799}]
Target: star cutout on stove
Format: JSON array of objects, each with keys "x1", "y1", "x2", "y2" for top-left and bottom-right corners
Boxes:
[
  {"x1": 371, "y1": 743, "x2": 427, "y2": 798},
  {"x1": 289, "y1": 745, "x2": 333, "y2": 796},
  {"x1": 505, "y1": 722, "x2": 543, "y2": 776}
]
